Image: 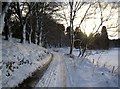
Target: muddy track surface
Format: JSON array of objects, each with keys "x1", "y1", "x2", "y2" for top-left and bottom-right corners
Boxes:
[{"x1": 14, "y1": 53, "x2": 53, "y2": 89}]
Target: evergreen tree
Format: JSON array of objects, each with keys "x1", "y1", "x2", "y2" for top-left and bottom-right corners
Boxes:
[
  {"x1": 3, "y1": 6, "x2": 12, "y2": 40},
  {"x1": 74, "y1": 27, "x2": 82, "y2": 49},
  {"x1": 93, "y1": 33, "x2": 101, "y2": 49},
  {"x1": 65, "y1": 26, "x2": 71, "y2": 46},
  {"x1": 100, "y1": 26, "x2": 109, "y2": 49},
  {"x1": 87, "y1": 33, "x2": 94, "y2": 49},
  {"x1": 74, "y1": 27, "x2": 88, "y2": 57}
]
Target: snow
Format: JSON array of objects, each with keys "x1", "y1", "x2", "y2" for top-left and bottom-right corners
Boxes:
[
  {"x1": 50, "y1": 47, "x2": 119, "y2": 72},
  {"x1": 63, "y1": 55, "x2": 118, "y2": 87},
  {"x1": 1, "y1": 37, "x2": 52, "y2": 87},
  {"x1": 36, "y1": 49, "x2": 118, "y2": 87},
  {"x1": 1, "y1": 37, "x2": 119, "y2": 87},
  {"x1": 36, "y1": 52, "x2": 67, "y2": 87},
  {"x1": 86, "y1": 48, "x2": 119, "y2": 70}
]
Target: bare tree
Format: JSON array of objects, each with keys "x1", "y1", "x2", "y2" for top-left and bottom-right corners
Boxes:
[
  {"x1": 9, "y1": 2, "x2": 37, "y2": 43},
  {"x1": 34, "y1": 2, "x2": 59, "y2": 46},
  {"x1": 57, "y1": 1, "x2": 85, "y2": 54},
  {"x1": 90, "y1": 2, "x2": 118, "y2": 34},
  {"x1": 1, "y1": 2, "x2": 10, "y2": 34},
  {"x1": 56, "y1": 1, "x2": 118, "y2": 55}
]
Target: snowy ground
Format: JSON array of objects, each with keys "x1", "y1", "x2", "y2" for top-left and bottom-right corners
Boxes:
[
  {"x1": 35, "y1": 51, "x2": 118, "y2": 87},
  {"x1": 1, "y1": 37, "x2": 52, "y2": 87},
  {"x1": 86, "y1": 48, "x2": 119, "y2": 70},
  {"x1": 1, "y1": 38, "x2": 119, "y2": 87},
  {"x1": 35, "y1": 52, "x2": 67, "y2": 87},
  {"x1": 50, "y1": 47, "x2": 119, "y2": 72}
]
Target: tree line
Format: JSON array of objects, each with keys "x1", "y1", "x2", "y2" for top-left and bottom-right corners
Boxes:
[
  {"x1": 65, "y1": 26, "x2": 109, "y2": 57},
  {"x1": 2, "y1": 2, "x2": 68, "y2": 48},
  {"x1": 2, "y1": 2, "x2": 111, "y2": 56}
]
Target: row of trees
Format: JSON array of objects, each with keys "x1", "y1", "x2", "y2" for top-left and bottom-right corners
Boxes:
[
  {"x1": 88, "y1": 26, "x2": 109, "y2": 50},
  {"x1": 2, "y1": 2, "x2": 68, "y2": 47},
  {"x1": 55, "y1": 1, "x2": 118, "y2": 54},
  {"x1": 2, "y1": 1, "x2": 118, "y2": 56},
  {"x1": 65, "y1": 26, "x2": 109, "y2": 56}
]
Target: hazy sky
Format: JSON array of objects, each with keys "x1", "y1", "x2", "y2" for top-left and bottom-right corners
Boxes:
[
  {"x1": 0, "y1": 1, "x2": 119, "y2": 39},
  {"x1": 55, "y1": 2, "x2": 119, "y2": 39}
]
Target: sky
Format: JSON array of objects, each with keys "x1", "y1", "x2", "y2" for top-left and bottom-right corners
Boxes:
[
  {"x1": 55, "y1": 2, "x2": 119, "y2": 39},
  {"x1": 0, "y1": 1, "x2": 119, "y2": 39}
]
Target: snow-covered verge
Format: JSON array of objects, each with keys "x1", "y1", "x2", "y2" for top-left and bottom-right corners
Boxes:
[
  {"x1": 86, "y1": 48, "x2": 119, "y2": 71},
  {"x1": 64, "y1": 54, "x2": 118, "y2": 87},
  {"x1": 1, "y1": 37, "x2": 52, "y2": 87},
  {"x1": 50, "y1": 47, "x2": 119, "y2": 74}
]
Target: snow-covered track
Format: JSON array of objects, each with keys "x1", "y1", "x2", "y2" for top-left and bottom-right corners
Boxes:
[
  {"x1": 35, "y1": 53, "x2": 58, "y2": 87},
  {"x1": 35, "y1": 52, "x2": 67, "y2": 87}
]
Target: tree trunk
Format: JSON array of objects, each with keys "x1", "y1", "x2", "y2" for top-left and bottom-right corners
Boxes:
[
  {"x1": 34, "y1": 31, "x2": 38, "y2": 44},
  {"x1": 28, "y1": 28, "x2": 32, "y2": 44},
  {"x1": 23, "y1": 23, "x2": 26, "y2": 44},
  {"x1": 4, "y1": 22, "x2": 9, "y2": 40},
  {"x1": 69, "y1": 26, "x2": 74, "y2": 54},
  {"x1": 39, "y1": 29, "x2": 42, "y2": 46},
  {"x1": 1, "y1": 3, "x2": 10, "y2": 34},
  {"x1": 38, "y1": 15, "x2": 43, "y2": 46},
  {"x1": 69, "y1": 19, "x2": 74, "y2": 54},
  {"x1": 69, "y1": 2, "x2": 74, "y2": 55},
  {"x1": 35, "y1": 18, "x2": 39, "y2": 44},
  {"x1": 8, "y1": 25, "x2": 12, "y2": 42},
  {"x1": 38, "y1": 19, "x2": 42, "y2": 46}
]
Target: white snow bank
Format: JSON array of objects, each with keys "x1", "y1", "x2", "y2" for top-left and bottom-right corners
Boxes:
[
  {"x1": 86, "y1": 48, "x2": 119, "y2": 70},
  {"x1": 1, "y1": 38, "x2": 51, "y2": 87},
  {"x1": 64, "y1": 55, "x2": 118, "y2": 87}
]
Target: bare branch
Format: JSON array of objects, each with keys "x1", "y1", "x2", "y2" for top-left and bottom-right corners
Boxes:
[{"x1": 78, "y1": 3, "x2": 91, "y2": 27}]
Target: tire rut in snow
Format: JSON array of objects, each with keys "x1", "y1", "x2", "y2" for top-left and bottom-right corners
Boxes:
[
  {"x1": 35, "y1": 54, "x2": 58, "y2": 87},
  {"x1": 14, "y1": 53, "x2": 53, "y2": 89},
  {"x1": 36, "y1": 53, "x2": 67, "y2": 87}
]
